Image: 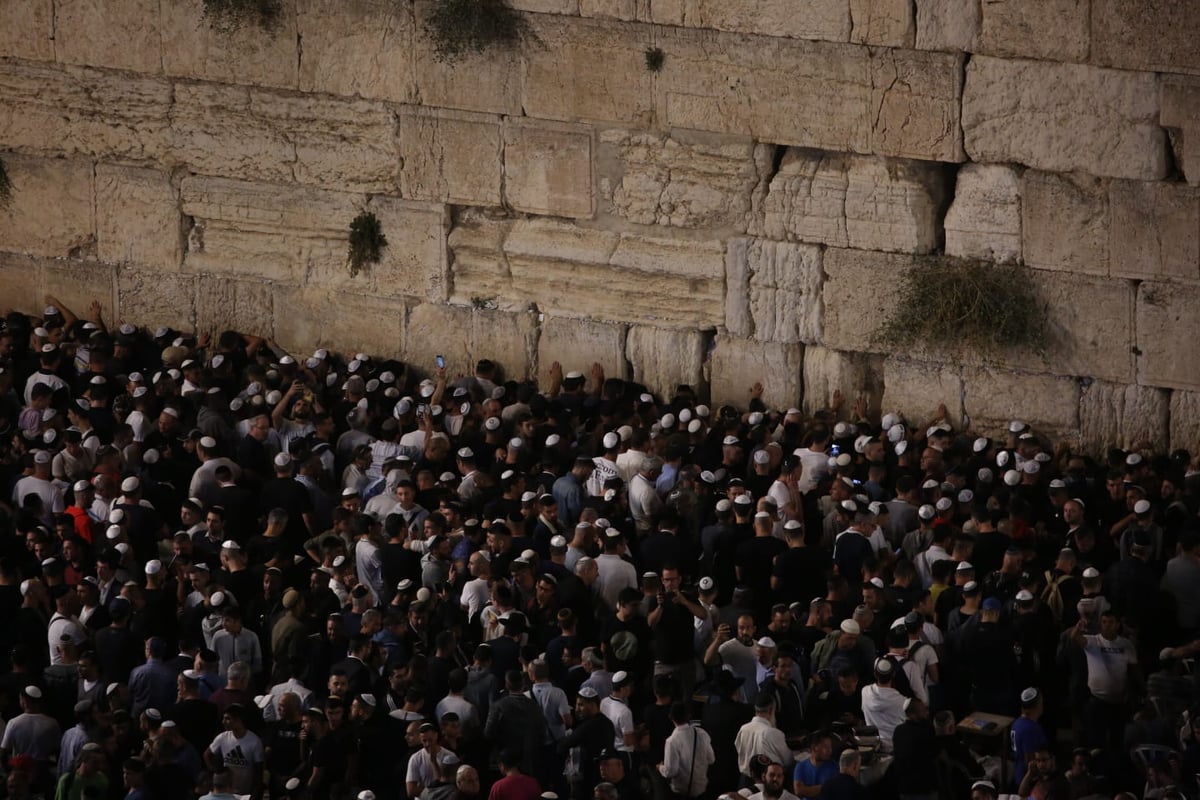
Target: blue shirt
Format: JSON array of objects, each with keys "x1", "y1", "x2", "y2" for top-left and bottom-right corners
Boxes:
[
  {"x1": 794, "y1": 757, "x2": 838, "y2": 791},
  {"x1": 1010, "y1": 715, "x2": 1047, "y2": 788}
]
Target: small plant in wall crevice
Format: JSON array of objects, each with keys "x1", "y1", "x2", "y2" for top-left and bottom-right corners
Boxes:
[
  {"x1": 644, "y1": 47, "x2": 665, "y2": 72},
  {"x1": 424, "y1": 0, "x2": 533, "y2": 63},
  {"x1": 0, "y1": 157, "x2": 13, "y2": 209},
  {"x1": 348, "y1": 211, "x2": 387, "y2": 277},
  {"x1": 202, "y1": 0, "x2": 284, "y2": 33},
  {"x1": 874, "y1": 257, "x2": 1048, "y2": 358}
]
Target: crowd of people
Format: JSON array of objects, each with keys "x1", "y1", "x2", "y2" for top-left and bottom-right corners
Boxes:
[{"x1": 0, "y1": 296, "x2": 1199, "y2": 800}]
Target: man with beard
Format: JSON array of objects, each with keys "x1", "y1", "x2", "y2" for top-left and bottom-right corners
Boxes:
[{"x1": 748, "y1": 762, "x2": 800, "y2": 800}]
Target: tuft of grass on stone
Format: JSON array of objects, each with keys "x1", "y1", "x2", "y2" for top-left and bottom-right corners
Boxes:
[
  {"x1": 424, "y1": 0, "x2": 532, "y2": 63},
  {"x1": 874, "y1": 257, "x2": 1048, "y2": 358},
  {"x1": 202, "y1": 0, "x2": 284, "y2": 33},
  {"x1": 348, "y1": 211, "x2": 388, "y2": 277},
  {"x1": 644, "y1": 47, "x2": 665, "y2": 72},
  {"x1": 0, "y1": 157, "x2": 12, "y2": 208}
]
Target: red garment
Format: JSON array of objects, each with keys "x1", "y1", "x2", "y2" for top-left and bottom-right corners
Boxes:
[
  {"x1": 487, "y1": 773, "x2": 541, "y2": 800},
  {"x1": 65, "y1": 505, "x2": 95, "y2": 544}
]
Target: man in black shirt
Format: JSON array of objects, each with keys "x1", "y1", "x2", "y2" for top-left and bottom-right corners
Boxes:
[
  {"x1": 558, "y1": 687, "x2": 614, "y2": 800},
  {"x1": 891, "y1": 698, "x2": 939, "y2": 799},
  {"x1": 649, "y1": 566, "x2": 706, "y2": 700},
  {"x1": 772, "y1": 521, "x2": 827, "y2": 606}
]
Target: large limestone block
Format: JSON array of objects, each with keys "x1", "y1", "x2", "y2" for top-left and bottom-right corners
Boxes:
[
  {"x1": 658, "y1": 28, "x2": 965, "y2": 162},
  {"x1": 963, "y1": 56, "x2": 1167, "y2": 180},
  {"x1": 821, "y1": 248, "x2": 914, "y2": 353},
  {"x1": 1109, "y1": 181, "x2": 1200, "y2": 280},
  {"x1": 365, "y1": 197, "x2": 449, "y2": 304},
  {"x1": 402, "y1": 303, "x2": 473, "y2": 370},
  {"x1": 55, "y1": 0, "x2": 163, "y2": 73},
  {"x1": 523, "y1": 17, "x2": 654, "y2": 126},
  {"x1": 170, "y1": 84, "x2": 399, "y2": 192},
  {"x1": 0, "y1": 156, "x2": 96, "y2": 259},
  {"x1": 709, "y1": 334, "x2": 803, "y2": 410},
  {"x1": 1021, "y1": 171, "x2": 1109, "y2": 275},
  {"x1": 195, "y1": 276, "x2": 275, "y2": 337},
  {"x1": 580, "y1": 0, "x2": 646, "y2": 20},
  {"x1": 801, "y1": 345, "x2": 884, "y2": 417},
  {"x1": 181, "y1": 176, "x2": 353, "y2": 284},
  {"x1": 398, "y1": 107, "x2": 503, "y2": 207},
  {"x1": 411, "y1": 1, "x2": 523, "y2": 116},
  {"x1": 446, "y1": 212, "x2": 519, "y2": 308},
  {"x1": 880, "y1": 357, "x2": 964, "y2": 429},
  {"x1": 758, "y1": 149, "x2": 948, "y2": 253},
  {"x1": 538, "y1": 317, "x2": 627, "y2": 382},
  {"x1": 273, "y1": 285, "x2": 405, "y2": 358},
  {"x1": 504, "y1": 220, "x2": 726, "y2": 328},
  {"x1": 1169, "y1": 391, "x2": 1200, "y2": 452},
  {"x1": 598, "y1": 128, "x2": 762, "y2": 233},
  {"x1": 1025, "y1": 270, "x2": 1134, "y2": 384},
  {"x1": 977, "y1": 0, "x2": 1088, "y2": 61},
  {"x1": 914, "y1": 0, "x2": 978, "y2": 52},
  {"x1": 963, "y1": 367, "x2": 1080, "y2": 441},
  {"x1": 0, "y1": 253, "x2": 44, "y2": 314},
  {"x1": 1079, "y1": 381, "x2": 1169, "y2": 453},
  {"x1": 625, "y1": 325, "x2": 708, "y2": 399},
  {"x1": 96, "y1": 165, "x2": 184, "y2": 269},
  {"x1": 503, "y1": 120, "x2": 594, "y2": 219},
  {"x1": 848, "y1": 0, "x2": 915, "y2": 47},
  {"x1": 1137, "y1": 282, "x2": 1200, "y2": 391},
  {"x1": 724, "y1": 239, "x2": 823, "y2": 344},
  {"x1": 117, "y1": 268, "x2": 198, "y2": 332},
  {"x1": 42, "y1": 261, "x2": 117, "y2": 327},
  {"x1": 0, "y1": 0, "x2": 54, "y2": 61},
  {"x1": 943, "y1": 164, "x2": 1022, "y2": 264},
  {"x1": 160, "y1": 0, "x2": 298, "y2": 89},
  {"x1": 649, "y1": 0, "x2": 851, "y2": 42},
  {"x1": 1162, "y1": 77, "x2": 1200, "y2": 187},
  {"x1": 0, "y1": 63, "x2": 173, "y2": 162},
  {"x1": 469, "y1": 309, "x2": 539, "y2": 382},
  {"x1": 1092, "y1": 0, "x2": 1200, "y2": 76},
  {"x1": 297, "y1": 0, "x2": 414, "y2": 102},
  {"x1": 510, "y1": 0, "x2": 578, "y2": 12}
]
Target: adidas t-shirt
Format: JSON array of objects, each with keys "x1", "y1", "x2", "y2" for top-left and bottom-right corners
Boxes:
[{"x1": 208, "y1": 730, "x2": 265, "y2": 793}]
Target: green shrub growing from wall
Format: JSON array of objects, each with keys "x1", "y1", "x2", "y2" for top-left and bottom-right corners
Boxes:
[
  {"x1": 202, "y1": 0, "x2": 284, "y2": 33},
  {"x1": 348, "y1": 212, "x2": 388, "y2": 277},
  {"x1": 424, "y1": 0, "x2": 531, "y2": 62}
]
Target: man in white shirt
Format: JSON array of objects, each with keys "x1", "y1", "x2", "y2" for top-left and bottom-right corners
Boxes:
[
  {"x1": 595, "y1": 531, "x2": 637, "y2": 611},
  {"x1": 1072, "y1": 610, "x2": 1139, "y2": 754},
  {"x1": 748, "y1": 761, "x2": 802, "y2": 800},
  {"x1": 629, "y1": 459, "x2": 664, "y2": 534},
  {"x1": 204, "y1": 705, "x2": 264, "y2": 796},
  {"x1": 861, "y1": 658, "x2": 906, "y2": 751},
  {"x1": 659, "y1": 702, "x2": 714, "y2": 798},
  {"x1": 734, "y1": 694, "x2": 793, "y2": 780},
  {"x1": 460, "y1": 551, "x2": 493, "y2": 622},
  {"x1": 600, "y1": 671, "x2": 636, "y2": 753},
  {"x1": 14, "y1": 451, "x2": 65, "y2": 526}
]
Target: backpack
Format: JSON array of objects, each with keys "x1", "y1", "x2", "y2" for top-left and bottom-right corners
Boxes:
[
  {"x1": 1041, "y1": 570, "x2": 1075, "y2": 625},
  {"x1": 883, "y1": 653, "x2": 916, "y2": 698}
]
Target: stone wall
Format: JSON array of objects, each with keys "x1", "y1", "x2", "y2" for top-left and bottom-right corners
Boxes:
[{"x1": 1, "y1": 0, "x2": 1199, "y2": 451}]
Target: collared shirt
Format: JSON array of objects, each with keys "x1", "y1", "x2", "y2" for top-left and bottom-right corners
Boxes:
[
  {"x1": 734, "y1": 715, "x2": 792, "y2": 776},
  {"x1": 660, "y1": 723, "x2": 715, "y2": 796}
]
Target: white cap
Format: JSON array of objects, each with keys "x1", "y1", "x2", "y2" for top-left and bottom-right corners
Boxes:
[
  {"x1": 755, "y1": 636, "x2": 777, "y2": 649},
  {"x1": 996, "y1": 451, "x2": 1010, "y2": 467},
  {"x1": 917, "y1": 504, "x2": 935, "y2": 520},
  {"x1": 722, "y1": 435, "x2": 739, "y2": 446},
  {"x1": 274, "y1": 453, "x2": 292, "y2": 468},
  {"x1": 698, "y1": 576, "x2": 715, "y2": 592},
  {"x1": 1021, "y1": 461, "x2": 1040, "y2": 475},
  {"x1": 106, "y1": 525, "x2": 122, "y2": 540},
  {"x1": 110, "y1": 508, "x2": 126, "y2": 524},
  {"x1": 956, "y1": 561, "x2": 974, "y2": 572},
  {"x1": 957, "y1": 489, "x2": 974, "y2": 504},
  {"x1": 688, "y1": 419, "x2": 702, "y2": 434},
  {"x1": 603, "y1": 432, "x2": 619, "y2": 449},
  {"x1": 485, "y1": 416, "x2": 501, "y2": 432},
  {"x1": 715, "y1": 499, "x2": 732, "y2": 512},
  {"x1": 1020, "y1": 687, "x2": 1039, "y2": 704},
  {"x1": 33, "y1": 450, "x2": 51, "y2": 465},
  {"x1": 210, "y1": 591, "x2": 226, "y2": 607},
  {"x1": 24, "y1": 685, "x2": 43, "y2": 699},
  {"x1": 521, "y1": 491, "x2": 537, "y2": 503},
  {"x1": 1049, "y1": 479, "x2": 1066, "y2": 489},
  {"x1": 1082, "y1": 567, "x2": 1100, "y2": 579},
  {"x1": 121, "y1": 476, "x2": 140, "y2": 493},
  {"x1": 115, "y1": 542, "x2": 130, "y2": 555},
  {"x1": 1016, "y1": 590, "x2": 1034, "y2": 602},
  {"x1": 545, "y1": 434, "x2": 560, "y2": 447},
  {"x1": 887, "y1": 423, "x2": 905, "y2": 443},
  {"x1": 840, "y1": 620, "x2": 861, "y2": 635},
  {"x1": 1009, "y1": 420, "x2": 1027, "y2": 433},
  {"x1": 221, "y1": 540, "x2": 241, "y2": 550},
  {"x1": 1134, "y1": 499, "x2": 1151, "y2": 514},
  {"x1": 199, "y1": 436, "x2": 217, "y2": 449},
  {"x1": 550, "y1": 535, "x2": 567, "y2": 548},
  {"x1": 973, "y1": 437, "x2": 989, "y2": 453},
  {"x1": 1126, "y1": 452, "x2": 1143, "y2": 466},
  {"x1": 752, "y1": 450, "x2": 769, "y2": 465},
  {"x1": 881, "y1": 413, "x2": 899, "y2": 430},
  {"x1": 145, "y1": 560, "x2": 162, "y2": 575},
  {"x1": 1003, "y1": 469, "x2": 1021, "y2": 486},
  {"x1": 935, "y1": 497, "x2": 953, "y2": 512},
  {"x1": 895, "y1": 441, "x2": 908, "y2": 456},
  {"x1": 456, "y1": 447, "x2": 474, "y2": 459}
]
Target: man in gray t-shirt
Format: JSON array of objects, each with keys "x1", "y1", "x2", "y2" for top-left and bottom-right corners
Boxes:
[{"x1": 0, "y1": 686, "x2": 62, "y2": 766}]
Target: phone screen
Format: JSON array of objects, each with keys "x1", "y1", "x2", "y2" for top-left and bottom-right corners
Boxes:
[{"x1": 436, "y1": 355, "x2": 445, "y2": 369}]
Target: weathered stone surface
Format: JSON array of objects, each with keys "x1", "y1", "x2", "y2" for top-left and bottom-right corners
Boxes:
[
  {"x1": 160, "y1": 0, "x2": 298, "y2": 89},
  {"x1": 96, "y1": 165, "x2": 183, "y2": 269},
  {"x1": 599, "y1": 129, "x2": 763, "y2": 232},
  {"x1": 977, "y1": 0, "x2": 1088, "y2": 61},
  {"x1": 273, "y1": 285, "x2": 405, "y2": 359},
  {"x1": 709, "y1": 334, "x2": 803, "y2": 410},
  {"x1": 725, "y1": 239, "x2": 823, "y2": 344},
  {"x1": 55, "y1": 0, "x2": 163, "y2": 73},
  {"x1": 801, "y1": 345, "x2": 884, "y2": 417},
  {"x1": 944, "y1": 164, "x2": 1022, "y2": 264},
  {"x1": 1169, "y1": 391, "x2": 1200, "y2": 452},
  {"x1": 580, "y1": 0, "x2": 645, "y2": 20},
  {"x1": 538, "y1": 317, "x2": 627, "y2": 383},
  {"x1": 649, "y1": 0, "x2": 851, "y2": 42},
  {"x1": 469, "y1": 309, "x2": 539, "y2": 382},
  {"x1": 0, "y1": 0, "x2": 54, "y2": 61},
  {"x1": 117, "y1": 268, "x2": 198, "y2": 332},
  {"x1": 880, "y1": 357, "x2": 964, "y2": 428},
  {"x1": 510, "y1": 0, "x2": 578, "y2": 12},
  {"x1": 1079, "y1": 381, "x2": 1169, "y2": 453},
  {"x1": 446, "y1": 211, "x2": 517, "y2": 309},
  {"x1": 195, "y1": 275, "x2": 275, "y2": 337},
  {"x1": 503, "y1": 120, "x2": 594, "y2": 219},
  {"x1": 1109, "y1": 181, "x2": 1200, "y2": 280},
  {"x1": 1021, "y1": 171, "x2": 1110, "y2": 275},
  {"x1": 0, "y1": 63, "x2": 173, "y2": 162},
  {"x1": 411, "y1": 1, "x2": 523, "y2": 116},
  {"x1": 493, "y1": 220, "x2": 726, "y2": 327},
  {"x1": 42, "y1": 261, "x2": 116, "y2": 325},
  {"x1": 963, "y1": 56, "x2": 1166, "y2": 180},
  {"x1": 365, "y1": 197, "x2": 449, "y2": 304},
  {"x1": 524, "y1": 17, "x2": 654, "y2": 126},
  {"x1": 1137, "y1": 282, "x2": 1200, "y2": 391},
  {"x1": 963, "y1": 367, "x2": 1080, "y2": 440},
  {"x1": 1162, "y1": 77, "x2": 1200, "y2": 187},
  {"x1": 658, "y1": 28, "x2": 965, "y2": 162},
  {"x1": 398, "y1": 108, "x2": 503, "y2": 207},
  {"x1": 758, "y1": 149, "x2": 947, "y2": 253},
  {"x1": 0, "y1": 156, "x2": 96, "y2": 259},
  {"x1": 297, "y1": 0, "x2": 414, "y2": 102},
  {"x1": 914, "y1": 0, "x2": 978, "y2": 52},
  {"x1": 1092, "y1": 0, "x2": 1200, "y2": 76},
  {"x1": 821, "y1": 248, "x2": 914, "y2": 353},
  {"x1": 402, "y1": 303, "x2": 472, "y2": 369},
  {"x1": 625, "y1": 325, "x2": 707, "y2": 399},
  {"x1": 171, "y1": 84, "x2": 399, "y2": 192},
  {"x1": 848, "y1": 0, "x2": 915, "y2": 47},
  {"x1": 0, "y1": 253, "x2": 44, "y2": 314},
  {"x1": 1026, "y1": 270, "x2": 1134, "y2": 384}
]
